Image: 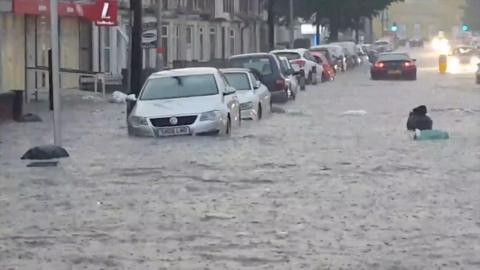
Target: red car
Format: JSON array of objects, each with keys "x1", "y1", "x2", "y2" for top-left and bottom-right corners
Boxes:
[{"x1": 310, "y1": 51, "x2": 335, "y2": 82}]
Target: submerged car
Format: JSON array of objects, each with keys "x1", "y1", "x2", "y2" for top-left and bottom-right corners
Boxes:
[
  {"x1": 270, "y1": 49, "x2": 323, "y2": 85},
  {"x1": 221, "y1": 68, "x2": 271, "y2": 120},
  {"x1": 371, "y1": 53, "x2": 417, "y2": 80},
  {"x1": 229, "y1": 53, "x2": 289, "y2": 102},
  {"x1": 127, "y1": 67, "x2": 241, "y2": 137},
  {"x1": 278, "y1": 56, "x2": 300, "y2": 99}
]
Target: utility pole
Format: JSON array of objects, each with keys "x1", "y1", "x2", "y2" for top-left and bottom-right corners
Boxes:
[
  {"x1": 289, "y1": 0, "x2": 294, "y2": 48},
  {"x1": 129, "y1": 0, "x2": 143, "y2": 98},
  {"x1": 156, "y1": 0, "x2": 164, "y2": 70},
  {"x1": 50, "y1": 0, "x2": 61, "y2": 145}
]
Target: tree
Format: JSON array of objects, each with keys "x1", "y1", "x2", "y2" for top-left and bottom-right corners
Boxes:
[
  {"x1": 463, "y1": 0, "x2": 480, "y2": 31},
  {"x1": 266, "y1": 0, "x2": 309, "y2": 50},
  {"x1": 305, "y1": 0, "x2": 403, "y2": 42}
]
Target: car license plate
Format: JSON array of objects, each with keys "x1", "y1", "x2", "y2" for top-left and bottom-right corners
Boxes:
[
  {"x1": 388, "y1": 70, "x2": 402, "y2": 75},
  {"x1": 157, "y1": 127, "x2": 190, "y2": 136}
]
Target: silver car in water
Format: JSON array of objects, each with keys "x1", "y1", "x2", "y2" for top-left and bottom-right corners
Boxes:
[
  {"x1": 127, "y1": 68, "x2": 241, "y2": 137},
  {"x1": 221, "y1": 68, "x2": 271, "y2": 120}
]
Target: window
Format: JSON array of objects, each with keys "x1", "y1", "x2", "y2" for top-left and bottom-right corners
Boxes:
[
  {"x1": 230, "y1": 57, "x2": 274, "y2": 76},
  {"x1": 274, "y1": 52, "x2": 301, "y2": 60},
  {"x1": 224, "y1": 73, "x2": 251, "y2": 90},
  {"x1": 79, "y1": 21, "x2": 92, "y2": 71},
  {"x1": 223, "y1": 0, "x2": 233, "y2": 13},
  {"x1": 140, "y1": 75, "x2": 219, "y2": 100},
  {"x1": 230, "y1": 29, "x2": 235, "y2": 56},
  {"x1": 161, "y1": 25, "x2": 168, "y2": 64},
  {"x1": 199, "y1": 27, "x2": 204, "y2": 61},
  {"x1": 210, "y1": 27, "x2": 216, "y2": 60},
  {"x1": 102, "y1": 28, "x2": 111, "y2": 72}
]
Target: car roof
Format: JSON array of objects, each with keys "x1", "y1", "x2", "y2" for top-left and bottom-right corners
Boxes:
[
  {"x1": 151, "y1": 67, "x2": 218, "y2": 77},
  {"x1": 271, "y1": 48, "x2": 307, "y2": 54},
  {"x1": 220, "y1": 68, "x2": 252, "y2": 73},
  {"x1": 378, "y1": 53, "x2": 410, "y2": 60},
  {"x1": 230, "y1": 53, "x2": 275, "y2": 59}
]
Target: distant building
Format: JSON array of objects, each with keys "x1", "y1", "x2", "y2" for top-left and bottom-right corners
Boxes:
[{"x1": 372, "y1": 0, "x2": 465, "y2": 40}]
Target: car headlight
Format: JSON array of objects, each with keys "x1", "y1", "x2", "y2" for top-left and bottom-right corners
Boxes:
[
  {"x1": 471, "y1": 57, "x2": 480, "y2": 64},
  {"x1": 129, "y1": 115, "x2": 148, "y2": 126},
  {"x1": 240, "y1": 102, "x2": 253, "y2": 110},
  {"x1": 200, "y1": 110, "x2": 221, "y2": 121}
]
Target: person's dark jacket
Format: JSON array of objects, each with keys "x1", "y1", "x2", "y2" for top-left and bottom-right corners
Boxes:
[{"x1": 407, "y1": 105, "x2": 433, "y2": 131}]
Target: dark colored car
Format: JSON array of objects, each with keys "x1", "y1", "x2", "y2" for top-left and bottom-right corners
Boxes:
[
  {"x1": 409, "y1": 38, "x2": 424, "y2": 47},
  {"x1": 229, "y1": 53, "x2": 289, "y2": 101},
  {"x1": 371, "y1": 53, "x2": 417, "y2": 80}
]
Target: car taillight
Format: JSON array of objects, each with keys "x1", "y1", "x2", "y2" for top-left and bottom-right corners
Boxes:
[
  {"x1": 292, "y1": 59, "x2": 306, "y2": 67},
  {"x1": 374, "y1": 62, "x2": 385, "y2": 68},
  {"x1": 276, "y1": 79, "x2": 285, "y2": 89},
  {"x1": 403, "y1": 61, "x2": 414, "y2": 67}
]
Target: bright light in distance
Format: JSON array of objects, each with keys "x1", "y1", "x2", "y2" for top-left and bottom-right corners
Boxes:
[{"x1": 432, "y1": 37, "x2": 450, "y2": 54}]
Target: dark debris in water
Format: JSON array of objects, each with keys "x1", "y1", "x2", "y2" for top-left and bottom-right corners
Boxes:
[{"x1": 271, "y1": 107, "x2": 286, "y2": 114}]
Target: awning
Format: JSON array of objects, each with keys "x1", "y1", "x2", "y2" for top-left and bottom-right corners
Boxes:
[{"x1": 13, "y1": 0, "x2": 118, "y2": 26}]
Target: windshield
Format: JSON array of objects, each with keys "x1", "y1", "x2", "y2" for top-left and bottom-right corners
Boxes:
[
  {"x1": 140, "y1": 74, "x2": 218, "y2": 100},
  {"x1": 378, "y1": 54, "x2": 410, "y2": 61},
  {"x1": 274, "y1": 52, "x2": 301, "y2": 60},
  {"x1": 230, "y1": 57, "x2": 274, "y2": 76},
  {"x1": 223, "y1": 73, "x2": 251, "y2": 90}
]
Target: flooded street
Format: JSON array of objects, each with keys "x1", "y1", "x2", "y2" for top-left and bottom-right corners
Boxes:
[{"x1": 1, "y1": 48, "x2": 480, "y2": 269}]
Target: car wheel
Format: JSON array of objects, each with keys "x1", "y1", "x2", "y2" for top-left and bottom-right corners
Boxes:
[
  {"x1": 371, "y1": 73, "x2": 378, "y2": 80},
  {"x1": 409, "y1": 73, "x2": 417, "y2": 81},
  {"x1": 258, "y1": 104, "x2": 262, "y2": 120},
  {"x1": 300, "y1": 76, "x2": 306, "y2": 90},
  {"x1": 238, "y1": 109, "x2": 242, "y2": 127},
  {"x1": 225, "y1": 116, "x2": 232, "y2": 135}
]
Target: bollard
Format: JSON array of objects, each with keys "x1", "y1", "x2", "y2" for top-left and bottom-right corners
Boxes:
[{"x1": 439, "y1": 54, "x2": 447, "y2": 74}]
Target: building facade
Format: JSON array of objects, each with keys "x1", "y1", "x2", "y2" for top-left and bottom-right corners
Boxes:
[{"x1": 0, "y1": 0, "x2": 268, "y2": 96}]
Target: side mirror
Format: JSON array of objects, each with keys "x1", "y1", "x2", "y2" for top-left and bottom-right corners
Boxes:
[
  {"x1": 224, "y1": 86, "x2": 236, "y2": 96},
  {"x1": 254, "y1": 81, "x2": 261, "y2": 89},
  {"x1": 126, "y1": 94, "x2": 137, "y2": 102}
]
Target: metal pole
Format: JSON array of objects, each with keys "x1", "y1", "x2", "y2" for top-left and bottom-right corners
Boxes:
[
  {"x1": 289, "y1": 0, "x2": 294, "y2": 49},
  {"x1": 50, "y1": 0, "x2": 61, "y2": 145},
  {"x1": 156, "y1": 0, "x2": 164, "y2": 70}
]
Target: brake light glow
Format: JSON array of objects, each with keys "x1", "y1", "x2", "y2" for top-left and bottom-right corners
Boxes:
[
  {"x1": 403, "y1": 61, "x2": 413, "y2": 67},
  {"x1": 292, "y1": 59, "x2": 306, "y2": 67},
  {"x1": 374, "y1": 62, "x2": 385, "y2": 68},
  {"x1": 276, "y1": 79, "x2": 285, "y2": 89}
]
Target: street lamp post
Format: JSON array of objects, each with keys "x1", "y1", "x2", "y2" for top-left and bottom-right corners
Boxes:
[{"x1": 50, "y1": 0, "x2": 61, "y2": 145}]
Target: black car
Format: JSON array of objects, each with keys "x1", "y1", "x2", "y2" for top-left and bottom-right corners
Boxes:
[
  {"x1": 409, "y1": 38, "x2": 424, "y2": 47},
  {"x1": 229, "y1": 53, "x2": 289, "y2": 101},
  {"x1": 371, "y1": 53, "x2": 417, "y2": 80}
]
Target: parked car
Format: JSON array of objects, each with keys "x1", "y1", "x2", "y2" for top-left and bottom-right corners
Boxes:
[
  {"x1": 476, "y1": 63, "x2": 480, "y2": 84},
  {"x1": 331, "y1": 42, "x2": 359, "y2": 69},
  {"x1": 310, "y1": 45, "x2": 346, "y2": 72},
  {"x1": 278, "y1": 56, "x2": 300, "y2": 99},
  {"x1": 409, "y1": 37, "x2": 424, "y2": 47},
  {"x1": 126, "y1": 67, "x2": 241, "y2": 137},
  {"x1": 372, "y1": 40, "x2": 393, "y2": 53},
  {"x1": 221, "y1": 68, "x2": 272, "y2": 120},
  {"x1": 371, "y1": 53, "x2": 417, "y2": 80},
  {"x1": 309, "y1": 46, "x2": 335, "y2": 73},
  {"x1": 270, "y1": 49, "x2": 324, "y2": 85},
  {"x1": 229, "y1": 53, "x2": 290, "y2": 102},
  {"x1": 309, "y1": 51, "x2": 335, "y2": 81}
]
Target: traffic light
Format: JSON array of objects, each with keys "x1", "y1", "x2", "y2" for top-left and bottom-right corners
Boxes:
[
  {"x1": 391, "y1": 23, "x2": 398, "y2": 32},
  {"x1": 462, "y1": 24, "x2": 470, "y2": 32}
]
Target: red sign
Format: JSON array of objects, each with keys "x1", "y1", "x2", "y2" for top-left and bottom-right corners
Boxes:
[{"x1": 13, "y1": 0, "x2": 118, "y2": 26}]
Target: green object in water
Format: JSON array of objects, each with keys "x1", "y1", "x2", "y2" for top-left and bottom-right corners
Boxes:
[{"x1": 414, "y1": 129, "x2": 450, "y2": 141}]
